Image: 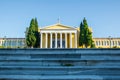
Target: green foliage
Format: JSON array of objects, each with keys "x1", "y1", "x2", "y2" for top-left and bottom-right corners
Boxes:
[
  {"x1": 0, "y1": 46, "x2": 4, "y2": 48},
  {"x1": 113, "y1": 46, "x2": 119, "y2": 48},
  {"x1": 91, "y1": 40, "x2": 96, "y2": 48},
  {"x1": 63, "y1": 63, "x2": 74, "y2": 66},
  {"x1": 79, "y1": 18, "x2": 94, "y2": 48},
  {"x1": 26, "y1": 18, "x2": 40, "y2": 48},
  {"x1": 34, "y1": 18, "x2": 40, "y2": 48},
  {"x1": 79, "y1": 22, "x2": 84, "y2": 47},
  {"x1": 83, "y1": 18, "x2": 91, "y2": 48},
  {"x1": 26, "y1": 25, "x2": 36, "y2": 48}
]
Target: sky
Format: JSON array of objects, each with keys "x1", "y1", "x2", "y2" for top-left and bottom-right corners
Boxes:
[{"x1": 0, "y1": 0, "x2": 120, "y2": 38}]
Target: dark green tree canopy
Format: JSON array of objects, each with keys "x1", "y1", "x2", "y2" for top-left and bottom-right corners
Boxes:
[
  {"x1": 34, "y1": 18, "x2": 40, "y2": 48},
  {"x1": 79, "y1": 18, "x2": 95, "y2": 48},
  {"x1": 26, "y1": 18, "x2": 40, "y2": 48},
  {"x1": 79, "y1": 22, "x2": 84, "y2": 47}
]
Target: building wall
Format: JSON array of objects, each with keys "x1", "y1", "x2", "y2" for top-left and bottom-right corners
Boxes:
[
  {"x1": 0, "y1": 38, "x2": 25, "y2": 48},
  {"x1": 1, "y1": 27, "x2": 120, "y2": 48},
  {"x1": 76, "y1": 27, "x2": 120, "y2": 48},
  {"x1": 93, "y1": 38, "x2": 120, "y2": 48},
  {"x1": 1, "y1": 37, "x2": 120, "y2": 48}
]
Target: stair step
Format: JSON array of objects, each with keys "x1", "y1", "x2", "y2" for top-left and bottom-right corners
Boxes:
[{"x1": 0, "y1": 75, "x2": 111, "y2": 80}]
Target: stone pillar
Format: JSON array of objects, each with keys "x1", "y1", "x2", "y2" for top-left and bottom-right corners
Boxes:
[
  {"x1": 50, "y1": 33, "x2": 52, "y2": 48},
  {"x1": 115, "y1": 41, "x2": 117, "y2": 46},
  {"x1": 40, "y1": 33, "x2": 42, "y2": 48},
  {"x1": 70, "y1": 33, "x2": 72, "y2": 48},
  {"x1": 99, "y1": 41, "x2": 101, "y2": 46},
  {"x1": 75, "y1": 32, "x2": 77, "y2": 48},
  {"x1": 45, "y1": 33, "x2": 48, "y2": 48},
  {"x1": 65, "y1": 33, "x2": 67, "y2": 48},
  {"x1": 60, "y1": 33, "x2": 62, "y2": 48},
  {"x1": 55, "y1": 33, "x2": 57, "y2": 48},
  {"x1": 117, "y1": 40, "x2": 119, "y2": 46}
]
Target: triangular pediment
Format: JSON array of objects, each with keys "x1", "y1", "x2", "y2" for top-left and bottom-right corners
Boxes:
[{"x1": 42, "y1": 23, "x2": 76, "y2": 30}]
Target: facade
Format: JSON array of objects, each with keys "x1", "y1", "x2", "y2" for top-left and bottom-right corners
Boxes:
[
  {"x1": 40, "y1": 23, "x2": 77, "y2": 48},
  {"x1": 0, "y1": 23, "x2": 120, "y2": 48},
  {"x1": 93, "y1": 38, "x2": 120, "y2": 48},
  {"x1": 0, "y1": 38, "x2": 25, "y2": 48},
  {"x1": 40, "y1": 23, "x2": 120, "y2": 48}
]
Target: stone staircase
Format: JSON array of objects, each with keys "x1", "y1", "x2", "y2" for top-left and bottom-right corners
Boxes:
[{"x1": 0, "y1": 48, "x2": 120, "y2": 80}]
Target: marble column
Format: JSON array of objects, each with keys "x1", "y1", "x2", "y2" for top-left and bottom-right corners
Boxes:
[
  {"x1": 75, "y1": 32, "x2": 77, "y2": 48},
  {"x1": 50, "y1": 33, "x2": 53, "y2": 48},
  {"x1": 65, "y1": 33, "x2": 67, "y2": 48},
  {"x1": 60, "y1": 33, "x2": 62, "y2": 48},
  {"x1": 55, "y1": 33, "x2": 57, "y2": 48},
  {"x1": 45, "y1": 33, "x2": 48, "y2": 48},
  {"x1": 70, "y1": 33, "x2": 72, "y2": 48}
]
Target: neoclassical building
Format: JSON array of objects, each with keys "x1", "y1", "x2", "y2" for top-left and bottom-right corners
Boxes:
[
  {"x1": 40, "y1": 23, "x2": 78, "y2": 48},
  {"x1": 0, "y1": 23, "x2": 120, "y2": 48},
  {"x1": 0, "y1": 38, "x2": 25, "y2": 48},
  {"x1": 93, "y1": 38, "x2": 120, "y2": 48},
  {"x1": 39, "y1": 23, "x2": 120, "y2": 48}
]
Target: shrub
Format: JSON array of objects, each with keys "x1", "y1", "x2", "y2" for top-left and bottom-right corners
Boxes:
[{"x1": 63, "y1": 63, "x2": 74, "y2": 66}]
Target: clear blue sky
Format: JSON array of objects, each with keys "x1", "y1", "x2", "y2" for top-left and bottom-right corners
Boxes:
[{"x1": 0, "y1": 0, "x2": 120, "y2": 38}]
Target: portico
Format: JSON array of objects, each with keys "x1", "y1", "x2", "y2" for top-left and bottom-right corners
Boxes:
[{"x1": 40, "y1": 24, "x2": 77, "y2": 48}]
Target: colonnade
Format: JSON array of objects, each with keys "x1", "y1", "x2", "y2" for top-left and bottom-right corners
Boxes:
[{"x1": 40, "y1": 32, "x2": 77, "y2": 48}]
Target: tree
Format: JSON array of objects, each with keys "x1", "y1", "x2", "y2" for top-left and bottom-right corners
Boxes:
[
  {"x1": 79, "y1": 22, "x2": 84, "y2": 47},
  {"x1": 26, "y1": 26, "x2": 36, "y2": 48},
  {"x1": 34, "y1": 18, "x2": 40, "y2": 48},
  {"x1": 91, "y1": 40, "x2": 96, "y2": 48},
  {"x1": 26, "y1": 18, "x2": 40, "y2": 48},
  {"x1": 79, "y1": 18, "x2": 94, "y2": 48},
  {"x1": 83, "y1": 18, "x2": 93, "y2": 48}
]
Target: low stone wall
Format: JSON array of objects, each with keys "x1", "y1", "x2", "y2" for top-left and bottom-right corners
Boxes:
[{"x1": 0, "y1": 48, "x2": 120, "y2": 80}]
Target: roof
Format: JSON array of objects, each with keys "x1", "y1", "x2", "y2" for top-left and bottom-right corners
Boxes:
[{"x1": 41, "y1": 23, "x2": 76, "y2": 30}]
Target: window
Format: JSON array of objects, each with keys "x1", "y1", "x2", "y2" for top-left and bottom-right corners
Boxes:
[
  {"x1": 99, "y1": 41, "x2": 101, "y2": 46},
  {"x1": 102, "y1": 41, "x2": 104, "y2": 46},
  {"x1": 96, "y1": 41, "x2": 98, "y2": 46},
  {"x1": 112, "y1": 41, "x2": 115, "y2": 46},
  {"x1": 115, "y1": 41, "x2": 117, "y2": 46},
  {"x1": 104, "y1": 41, "x2": 106, "y2": 46},
  {"x1": 107, "y1": 41, "x2": 109, "y2": 46},
  {"x1": 118, "y1": 41, "x2": 120, "y2": 46}
]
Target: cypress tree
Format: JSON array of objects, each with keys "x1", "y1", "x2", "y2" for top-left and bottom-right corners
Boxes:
[
  {"x1": 79, "y1": 22, "x2": 84, "y2": 47},
  {"x1": 83, "y1": 18, "x2": 93, "y2": 48},
  {"x1": 26, "y1": 18, "x2": 36, "y2": 48},
  {"x1": 79, "y1": 17, "x2": 94, "y2": 48},
  {"x1": 91, "y1": 40, "x2": 95, "y2": 48},
  {"x1": 34, "y1": 18, "x2": 40, "y2": 48}
]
